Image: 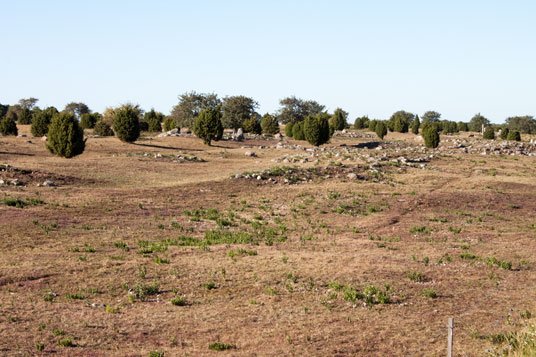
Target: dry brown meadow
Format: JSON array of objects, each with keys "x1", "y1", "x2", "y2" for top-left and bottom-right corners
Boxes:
[{"x1": 1, "y1": 125, "x2": 535, "y2": 356}]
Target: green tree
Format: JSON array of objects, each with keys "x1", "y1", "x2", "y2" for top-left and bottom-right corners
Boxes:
[
  {"x1": 0, "y1": 103, "x2": 8, "y2": 118},
  {"x1": 63, "y1": 102, "x2": 90, "y2": 120},
  {"x1": 388, "y1": 110, "x2": 413, "y2": 132},
  {"x1": 369, "y1": 120, "x2": 378, "y2": 132},
  {"x1": 354, "y1": 116, "x2": 369, "y2": 129},
  {"x1": 421, "y1": 110, "x2": 441, "y2": 123},
  {"x1": 31, "y1": 107, "x2": 58, "y2": 137},
  {"x1": 18, "y1": 107, "x2": 32, "y2": 124},
  {"x1": 329, "y1": 108, "x2": 347, "y2": 132},
  {"x1": 375, "y1": 121, "x2": 387, "y2": 140},
  {"x1": 442, "y1": 121, "x2": 458, "y2": 134},
  {"x1": 500, "y1": 127, "x2": 509, "y2": 140},
  {"x1": 457, "y1": 122, "x2": 469, "y2": 132},
  {"x1": 276, "y1": 96, "x2": 325, "y2": 124},
  {"x1": 94, "y1": 120, "x2": 114, "y2": 136},
  {"x1": 80, "y1": 113, "x2": 101, "y2": 129},
  {"x1": 506, "y1": 130, "x2": 521, "y2": 141},
  {"x1": 46, "y1": 112, "x2": 85, "y2": 158},
  {"x1": 411, "y1": 114, "x2": 420, "y2": 134},
  {"x1": 261, "y1": 113, "x2": 279, "y2": 135},
  {"x1": 193, "y1": 106, "x2": 223, "y2": 145},
  {"x1": 163, "y1": 117, "x2": 177, "y2": 132},
  {"x1": 285, "y1": 122, "x2": 294, "y2": 137},
  {"x1": 0, "y1": 115, "x2": 18, "y2": 136},
  {"x1": 469, "y1": 113, "x2": 490, "y2": 132},
  {"x1": 170, "y1": 91, "x2": 220, "y2": 129},
  {"x1": 18, "y1": 97, "x2": 39, "y2": 111},
  {"x1": 505, "y1": 116, "x2": 536, "y2": 134},
  {"x1": 113, "y1": 105, "x2": 141, "y2": 143},
  {"x1": 292, "y1": 121, "x2": 305, "y2": 140},
  {"x1": 303, "y1": 113, "x2": 331, "y2": 146},
  {"x1": 422, "y1": 125, "x2": 440, "y2": 148},
  {"x1": 483, "y1": 126, "x2": 495, "y2": 140},
  {"x1": 221, "y1": 96, "x2": 258, "y2": 131},
  {"x1": 144, "y1": 109, "x2": 164, "y2": 132},
  {"x1": 243, "y1": 116, "x2": 262, "y2": 134}
]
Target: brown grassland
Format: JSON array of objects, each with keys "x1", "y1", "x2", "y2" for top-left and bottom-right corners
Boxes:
[{"x1": 1, "y1": 125, "x2": 535, "y2": 356}]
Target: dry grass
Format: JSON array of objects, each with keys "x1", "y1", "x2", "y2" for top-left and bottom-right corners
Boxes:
[{"x1": 1, "y1": 125, "x2": 535, "y2": 356}]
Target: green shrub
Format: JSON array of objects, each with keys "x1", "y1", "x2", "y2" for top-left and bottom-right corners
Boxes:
[
  {"x1": 208, "y1": 342, "x2": 236, "y2": 351},
  {"x1": 144, "y1": 109, "x2": 164, "y2": 132},
  {"x1": 193, "y1": 106, "x2": 223, "y2": 145},
  {"x1": 31, "y1": 107, "x2": 58, "y2": 137},
  {"x1": 354, "y1": 116, "x2": 369, "y2": 129},
  {"x1": 483, "y1": 126, "x2": 495, "y2": 140},
  {"x1": 163, "y1": 116, "x2": 178, "y2": 132},
  {"x1": 304, "y1": 114, "x2": 331, "y2": 146},
  {"x1": 422, "y1": 125, "x2": 440, "y2": 148},
  {"x1": 500, "y1": 127, "x2": 509, "y2": 140},
  {"x1": 243, "y1": 117, "x2": 261, "y2": 134},
  {"x1": 368, "y1": 119, "x2": 378, "y2": 132},
  {"x1": 442, "y1": 121, "x2": 458, "y2": 134},
  {"x1": 0, "y1": 115, "x2": 18, "y2": 136},
  {"x1": 113, "y1": 106, "x2": 140, "y2": 142},
  {"x1": 507, "y1": 130, "x2": 521, "y2": 141},
  {"x1": 292, "y1": 121, "x2": 305, "y2": 140},
  {"x1": 393, "y1": 116, "x2": 408, "y2": 133},
  {"x1": 457, "y1": 122, "x2": 469, "y2": 131},
  {"x1": 18, "y1": 107, "x2": 32, "y2": 124},
  {"x1": 284, "y1": 122, "x2": 294, "y2": 137},
  {"x1": 261, "y1": 113, "x2": 279, "y2": 135},
  {"x1": 94, "y1": 120, "x2": 114, "y2": 136},
  {"x1": 329, "y1": 108, "x2": 346, "y2": 131},
  {"x1": 79, "y1": 113, "x2": 100, "y2": 129},
  {"x1": 375, "y1": 121, "x2": 387, "y2": 140},
  {"x1": 46, "y1": 112, "x2": 85, "y2": 158},
  {"x1": 411, "y1": 115, "x2": 420, "y2": 134}
]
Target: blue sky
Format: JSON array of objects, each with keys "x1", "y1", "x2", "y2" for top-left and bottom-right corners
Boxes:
[{"x1": 1, "y1": 1, "x2": 535, "y2": 123}]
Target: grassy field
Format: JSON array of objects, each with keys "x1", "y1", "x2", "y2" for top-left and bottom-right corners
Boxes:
[{"x1": 1, "y1": 125, "x2": 535, "y2": 356}]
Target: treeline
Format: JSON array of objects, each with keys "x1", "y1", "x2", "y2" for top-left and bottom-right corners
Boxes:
[{"x1": 1, "y1": 94, "x2": 534, "y2": 156}]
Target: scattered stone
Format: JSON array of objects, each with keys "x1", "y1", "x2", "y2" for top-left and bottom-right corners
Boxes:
[
  {"x1": 347, "y1": 173, "x2": 358, "y2": 180},
  {"x1": 274, "y1": 133, "x2": 283, "y2": 140},
  {"x1": 41, "y1": 136, "x2": 47, "y2": 141},
  {"x1": 245, "y1": 151, "x2": 256, "y2": 157}
]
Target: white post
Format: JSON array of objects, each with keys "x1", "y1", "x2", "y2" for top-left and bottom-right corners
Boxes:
[{"x1": 447, "y1": 318, "x2": 454, "y2": 357}]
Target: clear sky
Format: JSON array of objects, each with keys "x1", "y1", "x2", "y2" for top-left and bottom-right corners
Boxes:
[{"x1": 1, "y1": 0, "x2": 535, "y2": 123}]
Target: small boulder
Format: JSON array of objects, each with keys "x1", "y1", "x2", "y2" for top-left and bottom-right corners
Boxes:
[{"x1": 245, "y1": 151, "x2": 256, "y2": 157}]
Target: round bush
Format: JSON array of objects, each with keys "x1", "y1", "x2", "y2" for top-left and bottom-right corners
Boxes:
[
  {"x1": 304, "y1": 115, "x2": 330, "y2": 146},
  {"x1": 329, "y1": 109, "x2": 346, "y2": 132},
  {"x1": 285, "y1": 122, "x2": 294, "y2": 137},
  {"x1": 500, "y1": 127, "x2": 509, "y2": 140},
  {"x1": 375, "y1": 121, "x2": 387, "y2": 140},
  {"x1": 483, "y1": 126, "x2": 495, "y2": 140},
  {"x1": 261, "y1": 114, "x2": 279, "y2": 135},
  {"x1": 422, "y1": 125, "x2": 440, "y2": 148},
  {"x1": 80, "y1": 113, "x2": 100, "y2": 129},
  {"x1": 31, "y1": 107, "x2": 58, "y2": 137},
  {"x1": 94, "y1": 120, "x2": 114, "y2": 136},
  {"x1": 46, "y1": 112, "x2": 85, "y2": 158},
  {"x1": 163, "y1": 117, "x2": 178, "y2": 132},
  {"x1": 393, "y1": 116, "x2": 408, "y2": 133},
  {"x1": 354, "y1": 116, "x2": 369, "y2": 130},
  {"x1": 18, "y1": 107, "x2": 32, "y2": 124},
  {"x1": 506, "y1": 130, "x2": 521, "y2": 141},
  {"x1": 243, "y1": 117, "x2": 261, "y2": 134},
  {"x1": 113, "y1": 106, "x2": 140, "y2": 143},
  {"x1": 292, "y1": 121, "x2": 305, "y2": 140},
  {"x1": 0, "y1": 115, "x2": 18, "y2": 136}
]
